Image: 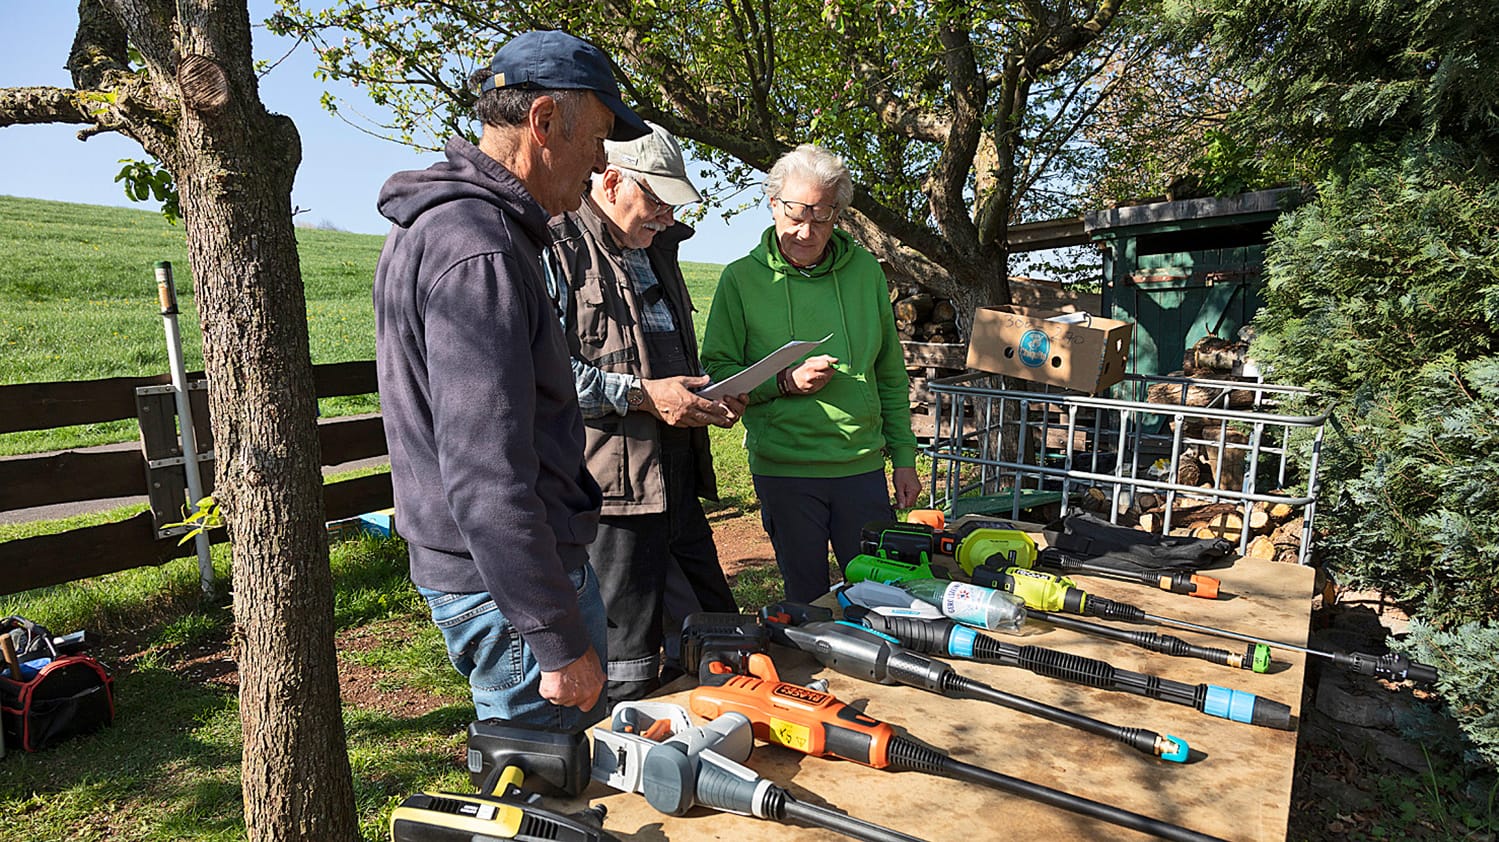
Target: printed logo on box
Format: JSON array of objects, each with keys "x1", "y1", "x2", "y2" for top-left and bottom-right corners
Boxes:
[{"x1": 1018, "y1": 329, "x2": 1049, "y2": 368}]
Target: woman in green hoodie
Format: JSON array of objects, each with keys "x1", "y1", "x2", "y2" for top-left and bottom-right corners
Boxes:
[{"x1": 701, "y1": 144, "x2": 921, "y2": 603}]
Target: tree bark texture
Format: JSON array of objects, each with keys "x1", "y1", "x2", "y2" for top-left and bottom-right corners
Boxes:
[
  {"x1": 170, "y1": 5, "x2": 357, "y2": 839},
  {"x1": 1, "y1": 2, "x2": 359, "y2": 838}
]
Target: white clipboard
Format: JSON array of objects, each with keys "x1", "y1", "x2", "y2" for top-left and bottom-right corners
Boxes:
[{"x1": 697, "y1": 334, "x2": 832, "y2": 401}]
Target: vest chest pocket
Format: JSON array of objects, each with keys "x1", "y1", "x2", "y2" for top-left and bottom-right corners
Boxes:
[{"x1": 575, "y1": 274, "x2": 639, "y2": 364}]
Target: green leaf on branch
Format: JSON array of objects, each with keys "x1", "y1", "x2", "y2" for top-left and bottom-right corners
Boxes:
[
  {"x1": 114, "y1": 159, "x2": 182, "y2": 225},
  {"x1": 166, "y1": 496, "x2": 223, "y2": 545}
]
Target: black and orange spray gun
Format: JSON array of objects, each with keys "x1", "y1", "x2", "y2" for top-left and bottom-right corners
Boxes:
[{"x1": 685, "y1": 646, "x2": 1224, "y2": 842}]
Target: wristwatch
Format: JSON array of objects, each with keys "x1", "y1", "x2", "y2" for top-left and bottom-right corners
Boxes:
[{"x1": 625, "y1": 378, "x2": 646, "y2": 409}]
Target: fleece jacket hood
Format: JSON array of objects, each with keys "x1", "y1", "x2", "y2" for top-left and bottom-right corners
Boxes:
[{"x1": 378, "y1": 137, "x2": 551, "y2": 241}]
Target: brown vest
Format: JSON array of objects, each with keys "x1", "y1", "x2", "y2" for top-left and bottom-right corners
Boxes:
[{"x1": 548, "y1": 201, "x2": 717, "y2": 515}]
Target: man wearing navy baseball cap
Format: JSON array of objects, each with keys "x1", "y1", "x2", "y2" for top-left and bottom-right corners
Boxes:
[
  {"x1": 373, "y1": 31, "x2": 649, "y2": 730},
  {"x1": 480, "y1": 29, "x2": 649, "y2": 142}
]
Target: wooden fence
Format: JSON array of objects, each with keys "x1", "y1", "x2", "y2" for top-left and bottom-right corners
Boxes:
[{"x1": 0, "y1": 361, "x2": 392, "y2": 596}]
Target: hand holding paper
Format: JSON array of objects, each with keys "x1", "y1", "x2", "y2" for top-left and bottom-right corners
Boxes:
[
  {"x1": 696, "y1": 334, "x2": 832, "y2": 400},
  {"x1": 783, "y1": 354, "x2": 838, "y2": 396},
  {"x1": 642, "y1": 374, "x2": 740, "y2": 428}
]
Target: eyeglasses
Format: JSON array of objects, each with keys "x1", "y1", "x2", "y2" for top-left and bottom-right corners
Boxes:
[
  {"x1": 774, "y1": 197, "x2": 841, "y2": 223},
  {"x1": 628, "y1": 176, "x2": 677, "y2": 214}
]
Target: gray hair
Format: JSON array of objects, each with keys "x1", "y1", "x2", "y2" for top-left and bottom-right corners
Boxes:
[
  {"x1": 468, "y1": 67, "x2": 584, "y2": 135},
  {"x1": 764, "y1": 144, "x2": 854, "y2": 209}
]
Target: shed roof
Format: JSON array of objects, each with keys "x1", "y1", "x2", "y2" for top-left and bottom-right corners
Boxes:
[{"x1": 1084, "y1": 186, "x2": 1307, "y2": 234}]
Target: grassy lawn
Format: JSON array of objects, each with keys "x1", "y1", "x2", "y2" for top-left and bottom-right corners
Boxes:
[
  {"x1": 0, "y1": 197, "x2": 754, "y2": 499},
  {"x1": 0, "y1": 196, "x2": 385, "y2": 455}
]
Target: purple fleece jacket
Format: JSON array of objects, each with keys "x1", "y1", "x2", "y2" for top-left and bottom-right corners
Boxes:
[{"x1": 373, "y1": 137, "x2": 602, "y2": 671}]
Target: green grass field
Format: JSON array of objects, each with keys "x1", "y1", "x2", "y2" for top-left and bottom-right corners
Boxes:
[
  {"x1": 0, "y1": 196, "x2": 745, "y2": 498},
  {"x1": 0, "y1": 192, "x2": 752, "y2": 498}
]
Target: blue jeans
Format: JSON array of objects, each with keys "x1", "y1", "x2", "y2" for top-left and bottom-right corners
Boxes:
[{"x1": 418, "y1": 563, "x2": 607, "y2": 730}]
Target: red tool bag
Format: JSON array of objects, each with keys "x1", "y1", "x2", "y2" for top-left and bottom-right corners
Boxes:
[{"x1": 0, "y1": 616, "x2": 114, "y2": 753}]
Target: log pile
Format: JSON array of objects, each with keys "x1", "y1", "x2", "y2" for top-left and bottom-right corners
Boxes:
[
  {"x1": 889, "y1": 281, "x2": 964, "y2": 437},
  {"x1": 1145, "y1": 333, "x2": 1261, "y2": 408},
  {"x1": 902, "y1": 340, "x2": 967, "y2": 438},
  {"x1": 892, "y1": 290, "x2": 961, "y2": 343},
  {"x1": 1079, "y1": 489, "x2": 1308, "y2": 564}
]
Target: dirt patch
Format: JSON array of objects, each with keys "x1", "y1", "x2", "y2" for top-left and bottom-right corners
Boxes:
[
  {"x1": 171, "y1": 643, "x2": 239, "y2": 688},
  {"x1": 707, "y1": 506, "x2": 776, "y2": 577},
  {"x1": 335, "y1": 619, "x2": 452, "y2": 716}
]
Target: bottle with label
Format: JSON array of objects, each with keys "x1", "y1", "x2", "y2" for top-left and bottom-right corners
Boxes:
[{"x1": 894, "y1": 578, "x2": 1027, "y2": 631}]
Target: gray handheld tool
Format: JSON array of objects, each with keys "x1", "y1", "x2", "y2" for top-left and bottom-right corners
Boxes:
[{"x1": 592, "y1": 701, "x2": 928, "y2": 842}]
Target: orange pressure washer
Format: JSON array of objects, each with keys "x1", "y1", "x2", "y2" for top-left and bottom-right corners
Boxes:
[{"x1": 687, "y1": 651, "x2": 1222, "y2": 842}]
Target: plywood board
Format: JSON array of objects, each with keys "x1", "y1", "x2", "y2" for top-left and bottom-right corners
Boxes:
[{"x1": 563, "y1": 555, "x2": 1313, "y2": 841}]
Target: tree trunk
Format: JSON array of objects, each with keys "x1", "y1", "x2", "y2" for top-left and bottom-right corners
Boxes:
[
  {"x1": 180, "y1": 149, "x2": 357, "y2": 840},
  {"x1": 169, "y1": 6, "x2": 358, "y2": 840},
  {"x1": 2, "y1": 5, "x2": 361, "y2": 835},
  {"x1": 0, "y1": 2, "x2": 364, "y2": 827}
]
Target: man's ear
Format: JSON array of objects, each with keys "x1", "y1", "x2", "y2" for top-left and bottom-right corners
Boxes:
[
  {"x1": 528, "y1": 94, "x2": 560, "y2": 147},
  {"x1": 600, "y1": 167, "x2": 623, "y2": 201}
]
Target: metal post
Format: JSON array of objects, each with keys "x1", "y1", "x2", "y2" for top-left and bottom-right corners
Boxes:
[{"x1": 156, "y1": 261, "x2": 215, "y2": 597}]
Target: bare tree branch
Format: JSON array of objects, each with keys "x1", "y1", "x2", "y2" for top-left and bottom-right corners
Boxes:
[
  {"x1": 927, "y1": 21, "x2": 985, "y2": 256},
  {"x1": 853, "y1": 59, "x2": 952, "y2": 143},
  {"x1": 68, "y1": 0, "x2": 130, "y2": 89},
  {"x1": 0, "y1": 86, "x2": 94, "y2": 127},
  {"x1": 103, "y1": 0, "x2": 178, "y2": 80}
]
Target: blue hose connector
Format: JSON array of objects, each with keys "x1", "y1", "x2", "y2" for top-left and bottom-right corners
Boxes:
[{"x1": 1202, "y1": 685, "x2": 1293, "y2": 730}]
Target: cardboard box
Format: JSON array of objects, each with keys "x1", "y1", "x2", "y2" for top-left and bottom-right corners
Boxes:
[{"x1": 966, "y1": 306, "x2": 1132, "y2": 394}]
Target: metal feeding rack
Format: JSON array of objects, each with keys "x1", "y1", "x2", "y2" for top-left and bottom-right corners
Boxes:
[{"x1": 923, "y1": 372, "x2": 1328, "y2": 564}]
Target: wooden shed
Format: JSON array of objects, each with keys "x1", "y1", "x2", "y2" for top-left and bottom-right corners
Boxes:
[{"x1": 1085, "y1": 187, "x2": 1307, "y2": 377}]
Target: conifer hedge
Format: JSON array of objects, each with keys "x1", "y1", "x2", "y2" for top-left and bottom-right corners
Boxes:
[{"x1": 1251, "y1": 141, "x2": 1499, "y2": 764}]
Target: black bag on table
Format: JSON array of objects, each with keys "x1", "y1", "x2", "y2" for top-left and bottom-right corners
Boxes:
[
  {"x1": 0, "y1": 616, "x2": 114, "y2": 753},
  {"x1": 1045, "y1": 511, "x2": 1238, "y2": 572}
]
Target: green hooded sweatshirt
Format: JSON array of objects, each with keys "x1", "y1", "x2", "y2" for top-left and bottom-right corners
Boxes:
[{"x1": 701, "y1": 226, "x2": 916, "y2": 478}]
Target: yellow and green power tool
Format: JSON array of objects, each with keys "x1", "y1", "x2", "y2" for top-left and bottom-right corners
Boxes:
[
  {"x1": 863, "y1": 516, "x2": 1220, "y2": 598},
  {"x1": 858, "y1": 519, "x2": 1037, "y2": 572}
]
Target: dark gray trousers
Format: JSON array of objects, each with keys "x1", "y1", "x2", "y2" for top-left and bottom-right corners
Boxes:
[
  {"x1": 590, "y1": 445, "x2": 737, "y2": 703},
  {"x1": 753, "y1": 469, "x2": 894, "y2": 604}
]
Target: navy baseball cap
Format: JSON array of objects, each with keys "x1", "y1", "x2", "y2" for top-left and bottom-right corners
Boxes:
[{"x1": 481, "y1": 30, "x2": 650, "y2": 141}]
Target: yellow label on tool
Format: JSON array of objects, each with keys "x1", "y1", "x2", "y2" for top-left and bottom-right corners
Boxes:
[{"x1": 768, "y1": 717, "x2": 811, "y2": 751}]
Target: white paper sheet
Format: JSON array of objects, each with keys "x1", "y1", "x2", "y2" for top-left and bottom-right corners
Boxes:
[{"x1": 696, "y1": 334, "x2": 832, "y2": 401}]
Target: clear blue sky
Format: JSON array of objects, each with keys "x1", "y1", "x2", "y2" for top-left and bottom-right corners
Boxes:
[{"x1": 0, "y1": 3, "x2": 767, "y2": 264}]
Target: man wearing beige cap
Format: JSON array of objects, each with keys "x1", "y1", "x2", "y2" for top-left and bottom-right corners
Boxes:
[{"x1": 550, "y1": 122, "x2": 743, "y2": 702}]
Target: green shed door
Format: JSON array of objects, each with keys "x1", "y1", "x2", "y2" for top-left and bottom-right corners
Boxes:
[{"x1": 1101, "y1": 227, "x2": 1272, "y2": 377}]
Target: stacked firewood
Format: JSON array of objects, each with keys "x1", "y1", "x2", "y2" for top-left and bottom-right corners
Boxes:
[
  {"x1": 890, "y1": 281, "x2": 965, "y2": 427},
  {"x1": 1080, "y1": 489, "x2": 1308, "y2": 565},
  {"x1": 1146, "y1": 333, "x2": 1260, "y2": 408},
  {"x1": 891, "y1": 290, "x2": 961, "y2": 343},
  {"x1": 1182, "y1": 333, "x2": 1251, "y2": 376}
]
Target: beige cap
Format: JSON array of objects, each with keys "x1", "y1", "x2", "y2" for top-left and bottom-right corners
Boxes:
[{"x1": 605, "y1": 121, "x2": 703, "y2": 206}]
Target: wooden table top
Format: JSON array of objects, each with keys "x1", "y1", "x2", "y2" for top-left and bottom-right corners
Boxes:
[{"x1": 568, "y1": 555, "x2": 1314, "y2": 842}]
